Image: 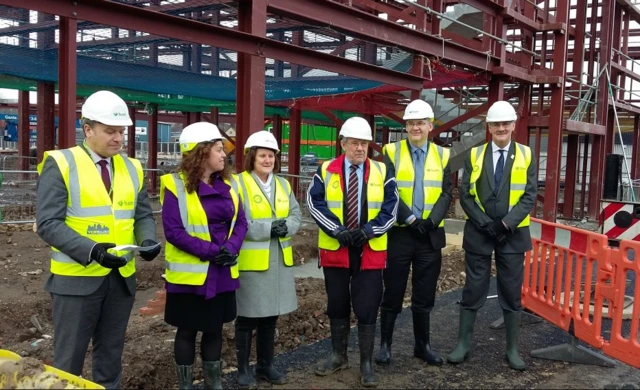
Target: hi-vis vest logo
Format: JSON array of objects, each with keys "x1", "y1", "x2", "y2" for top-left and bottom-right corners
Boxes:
[
  {"x1": 253, "y1": 194, "x2": 263, "y2": 203},
  {"x1": 87, "y1": 224, "x2": 110, "y2": 235},
  {"x1": 118, "y1": 200, "x2": 134, "y2": 207}
]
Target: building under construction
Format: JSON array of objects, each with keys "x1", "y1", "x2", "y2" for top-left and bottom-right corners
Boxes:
[{"x1": 0, "y1": 0, "x2": 639, "y2": 224}]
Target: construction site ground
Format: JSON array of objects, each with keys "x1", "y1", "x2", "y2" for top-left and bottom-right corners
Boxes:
[{"x1": 0, "y1": 221, "x2": 638, "y2": 389}]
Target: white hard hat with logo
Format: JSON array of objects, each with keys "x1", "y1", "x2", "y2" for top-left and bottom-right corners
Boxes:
[
  {"x1": 403, "y1": 99, "x2": 435, "y2": 121},
  {"x1": 179, "y1": 122, "x2": 223, "y2": 153},
  {"x1": 339, "y1": 117, "x2": 373, "y2": 141},
  {"x1": 244, "y1": 130, "x2": 280, "y2": 154},
  {"x1": 486, "y1": 101, "x2": 517, "y2": 122},
  {"x1": 81, "y1": 90, "x2": 133, "y2": 126}
]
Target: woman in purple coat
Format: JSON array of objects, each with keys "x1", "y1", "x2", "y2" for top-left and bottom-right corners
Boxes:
[{"x1": 160, "y1": 122, "x2": 248, "y2": 390}]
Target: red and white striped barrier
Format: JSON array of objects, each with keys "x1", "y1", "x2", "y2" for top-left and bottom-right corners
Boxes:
[
  {"x1": 530, "y1": 220, "x2": 590, "y2": 252},
  {"x1": 599, "y1": 201, "x2": 640, "y2": 241}
]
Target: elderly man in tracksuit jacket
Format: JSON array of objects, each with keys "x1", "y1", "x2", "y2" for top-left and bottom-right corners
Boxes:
[{"x1": 308, "y1": 116, "x2": 398, "y2": 388}]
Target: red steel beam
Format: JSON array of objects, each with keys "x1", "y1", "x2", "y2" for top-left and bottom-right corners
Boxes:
[
  {"x1": 36, "y1": 81, "x2": 55, "y2": 164},
  {"x1": 266, "y1": 0, "x2": 498, "y2": 72},
  {"x1": 147, "y1": 104, "x2": 158, "y2": 194},
  {"x1": 272, "y1": 114, "x2": 283, "y2": 166},
  {"x1": 58, "y1": 17, "x2": 77, "y2": 149},
  {"x1": 17, "y1": 90, "x2": 30, "y2": 170},
  {"x1": 288, "y1": 107, "x2": 301, "y2": 178},
  {"x1": 128, "y1": 106, "x2": 136, "y2": 158},
  {"x1": 431, "y1": 102, "x2": 490, "y2": 138},
  {"x1": 562, "y1": 134, "x2": 579, "y2": 218},
  {"x1": 632, "y1": 115, "x2": 640, "y2": 179},
  {"x1": 5, "y1": 0, "x2": 423, "y2": 90}
]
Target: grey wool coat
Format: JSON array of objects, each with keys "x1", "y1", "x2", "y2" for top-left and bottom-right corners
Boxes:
[{"x1": 236, "y1": 172, "x2": 302, "y2": 318}]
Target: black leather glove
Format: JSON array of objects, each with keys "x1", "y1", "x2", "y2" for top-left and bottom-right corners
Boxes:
[
  {"x1": 410, "y1": 218, "x2": 428, "y2": 236},
  {"x1": 271, "y1": 220, "x2": 288, "y2": 238},
  {"x1": 90, "y1": 243, "x2": 127, "y2": 269},
  {"x1": 335, "y1": 229, "x2": 351, "y2": 247},
  {"x1": 485, "y1": 219, "x2": 507, "y2": 238},
  {"x1": 423, "y1": 218, "x2": 436, "y2": 231},
  {"x1": 213, "y1": 246, "x2": 238, "y2": 267},
  {"x1": 139, "y1": 239, "x2": 161, "y2": 261},
  {"x1": 349, "y1": 228, "x2": 369, "y2": 247}
]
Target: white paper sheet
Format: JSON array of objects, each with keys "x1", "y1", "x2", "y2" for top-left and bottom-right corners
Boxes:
[{"x1": 110, "y1": 242, "x2": 161, "y2": 252}]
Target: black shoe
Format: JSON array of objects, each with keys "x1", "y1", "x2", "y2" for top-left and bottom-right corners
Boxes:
[
  {"x1": 314, "y1": 318, "x2": 350, "y2": 376},
  {"x1": 358, "y1": 323, "x2": 378, "y2": 388},
  {"x1": 412, "y1": 311, "x2": 443, "y2": 366},
  {"x1": 235, "y1": 319, "x2": 257, "y2": 389},
  {"x1": 255, "y1": 319, "x2": 288, "y2": 384},
  {"x1": 375, "y1": 311, "x2": 397, "y2": 366}
]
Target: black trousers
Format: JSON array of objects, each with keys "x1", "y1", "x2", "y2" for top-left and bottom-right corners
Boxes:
[
  {"x1": 461, "y1": 249, "x2": 524, "y2": 312},
  {"x1": 380, "y1": 227, "x2": 442, "y2": 315},
  {"x1": 323, "y1": 246, "x2": 383, "y2": 325}
]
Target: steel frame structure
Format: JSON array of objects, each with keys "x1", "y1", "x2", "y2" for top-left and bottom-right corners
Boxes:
[{"x1": 0, "y1": 0, "x2": 638, "y2": 221}]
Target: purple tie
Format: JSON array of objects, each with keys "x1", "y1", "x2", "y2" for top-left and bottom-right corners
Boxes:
[{"x1": 97, "y1": 160, "x2": 111, "y2": 193}]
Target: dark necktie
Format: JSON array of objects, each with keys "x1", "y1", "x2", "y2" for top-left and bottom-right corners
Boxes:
[
  {"x1": 98, "y1": 160, "x2": 111, "y2": 193},
  {"x1": 346, "y1": 165, "x2": 359, "y2": 229},
  {"x1": 494, "y1": 149, "x2": 505, "y2": 192}
]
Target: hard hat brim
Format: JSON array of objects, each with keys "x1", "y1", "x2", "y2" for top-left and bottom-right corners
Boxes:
[{"x1": 85, "y1": 117, "x2": 133, "y2": 127}]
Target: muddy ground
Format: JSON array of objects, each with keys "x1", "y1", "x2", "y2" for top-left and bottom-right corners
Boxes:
[{"x1": 0, "y1": 221, "x2": 473, "y2": 389}]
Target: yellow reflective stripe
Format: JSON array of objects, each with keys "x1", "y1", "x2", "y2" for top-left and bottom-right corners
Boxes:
[
  {"x1": 165, "y1": 261, "x2": 209, "y2": 273},
  {"x1": 114, "y1": 210, "x2": 135, "y2": 219},
  {"x1": 369, "y1": 201, "x2": 382, "y2": 209},
  {"x1": 511, "y1": 184, "x2": 526, "y2": 191},
  {"x1": 327, "y1": 201, "x2": 341, "y2": 208},
  {"x1": 396, "y1": 180, "x2": 412, "y2": 188},
  {"x1": 52, "y1": 250, "x2": 134, "y2": 264},
  {"x1": 237, "y1": 175, "x2": 253, "y2": 219},
  {"x1": 121, "y1": 156, "x2": 141, "y2": 193},
  {"x1": 170, "y1": 173, "x2": 209, "y2": 235}
]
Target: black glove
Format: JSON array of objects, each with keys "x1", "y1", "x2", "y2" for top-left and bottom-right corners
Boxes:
[
  {"x1": 139, "y1": 239, "x2": 161, "y2": 261},
  {"x1": 485, "y1": 220, "x2": 507, "y2": 238},
  {"x1": 335, "y1": 229, "x2": 352, "y2": 247},
  {"x1": 270, "y1": 220, "x2": 288, "y2": 238},
  {"x1": 410, "y1": 218, "x2": 428, "y2": 236},
  {"x1": 213, "y1": 246, "x2": 238, "y2": 267},
  {"x1": 90, "y1": 243, "x2": 127, "y2": 269},
  {"x1": 495, "y1": 233, "x2": 507, "y2": 245},
  {"x1": 349, "y1": 228, "x2": 369, "y2": 247}
]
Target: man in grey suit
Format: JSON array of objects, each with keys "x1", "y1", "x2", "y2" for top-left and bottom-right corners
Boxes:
[
  {"x1": 36, "y1": 90, "x2": 160, "y2": 389},
  {"x1": 447, "y1": 100, "x2": 537, "y2": 371}
]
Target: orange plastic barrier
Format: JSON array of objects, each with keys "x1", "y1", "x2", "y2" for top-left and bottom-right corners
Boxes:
[
  {"x1": 601, "y1": 239, "x2": 640, "y2": 367},
  {"x1": 522, "y1": 218, "x2": 613, "y2": 351}
]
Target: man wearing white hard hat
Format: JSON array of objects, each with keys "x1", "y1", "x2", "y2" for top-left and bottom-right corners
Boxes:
[
  {"x1": 447, "y1": 100, "x2": 536, "y2": 371},
  {"x1": 308, "y1": 116, "x2": 398, "y2": 387},
  {"x1": 377, "y1": 99, "x2": 452, "y2": 367},
  {"x1": 233, "y1": 130, "x2": 302, "y2": 388},
  {"x1": 36, "y1": 90, "x2": 159, "y2": 388}
]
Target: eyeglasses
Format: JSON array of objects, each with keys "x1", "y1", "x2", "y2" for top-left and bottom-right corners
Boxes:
[
  {"x1": 406, "y1": 120, "x2": 430, "y2": 128},
  {"x1": 488, "y1": 121, "x2": 515, "y2": 128}
]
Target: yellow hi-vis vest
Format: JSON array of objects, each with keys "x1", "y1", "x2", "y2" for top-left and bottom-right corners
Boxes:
[
  {"x1": 383, "y1": 141, "x2": 450, "y2": 227},
  {"x1": 37, "y1": 146, "x2": 142, "y2": 277},
  {"x1": 231, "y1": 172, "x2": 293, "y2": 271},
  {"x1": 468, "y1": 142, "x2": 532, "y2": 228},
  {"x1": 160, "y1": 173, "x2": 240, "y2": 285},
  {"x1": 318, "y1": 160, "x2": 388, "y2": 252}
]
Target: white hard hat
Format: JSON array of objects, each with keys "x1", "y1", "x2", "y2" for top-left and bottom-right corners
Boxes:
[
  {"x1": 179, "y1": 122, "x2": 223, "y2": 153},
  {"x1": 244, "y1": 130, "x2": 280, "y2": 154},
  {"x1": 81, "y1": 90, "x2": 132, "y2": 126},
  {"x1": 486, "y1": 100, "x2": 517, "y2": 122},
  {"x1": 403, "y1": 99, "x2": 434, "y2": 121},
  {"x1": 339, "y1": 117, "x2": 373, "y2": 141}
]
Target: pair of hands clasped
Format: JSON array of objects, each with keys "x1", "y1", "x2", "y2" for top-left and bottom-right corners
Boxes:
[
  {"x1": 212, "y1": 219, "x2": 289, "y2": 268},
  {"x1": 408, "y1": 217, "x2": 437, "y2": 236},
  {"x1": 335, "y1": 228, "x2": 370, "y2": 248},
  {"x1": 90, "y1": 240, "x2": 161, "y2": 269},
  {"x1": 480, "y1": 220, "x2": 509, "y2": 244}
]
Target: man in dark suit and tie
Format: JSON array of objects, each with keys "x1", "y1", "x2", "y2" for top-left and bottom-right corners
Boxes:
[
  {"x1": 447, "y1": 100, "x2": 537, "y2": 371},
  {"x1": 36, "y1": 90, "x2": 161, "y2": 388}
]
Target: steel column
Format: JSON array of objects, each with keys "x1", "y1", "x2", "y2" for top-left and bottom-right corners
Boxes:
[
  {"x1": 542, "y1": 0, "x2": 570, "y2": 222},
  {"x1": 289, "y1": 107, "x2": 302, "y2": 181},
  {"x1": 36, "y1": 82, "x2": 55, "y2": 164},
  {"x1": 272, "y1": 114, "x2": 283, "y2": 167},
  {"x1": 580, "y1": 135, "x2": 589, "y2": 219},
  {"x1": 147, "y1": 104, "x2": 158, "y2": 194},
  {"x1": 235, "y1": 0, "x2": 267, "y2": 172},
  {"x1": 58, "y1": 16, "x2": 77, "y2": 149},
  {"x1": 632, "y1": 115, "x2": 640, "y2": 179},
  {"x1": 210, "y1": 107, "x2": 219, "y2": 125},
  {"x1": 562, "y1": 135, "x2": 579, "y2": 218},
  {"x1": 486, "y1": 78, "x2": 504, "y2": 142},
  {"x1": 128, "y1": 106, "x2": 136, "y2": 158},
  {"x1": 17, "y1": 91, "x2": 30, "y2": 172}
]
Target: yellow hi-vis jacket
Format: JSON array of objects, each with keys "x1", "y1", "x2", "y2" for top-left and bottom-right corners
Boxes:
[
  {"x1": 160, "y1": 173, "x2": 240, "y2": 285},
  {"x1": 231, "y1": 172, "x2": 293, "y2": 271},
  {"x1": 382, "y1": 141, "x2": 450, "y2": 227},
  {"x1": 37, "y1": 146, "x2": 142, "y2": 277},
  {"x1": 468, "y1": 142, "x2": 532, "y2": 228}
]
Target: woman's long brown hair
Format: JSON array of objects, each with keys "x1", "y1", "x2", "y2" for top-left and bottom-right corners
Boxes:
[{"x1": 178, "y1": 140, "x2": 231, "y2": 193}]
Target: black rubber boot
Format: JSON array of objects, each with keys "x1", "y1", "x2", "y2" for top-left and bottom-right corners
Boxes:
[
  {"x1": 447, "y1": 309, "x2": 477, "y2": 364},
  {"x1": 202, "y1": 361, "x2": 223, "y2": 390},
  {"x1": 504, "y1": 311, "x2": 526, "y2": 371},
  {"x1": 255, "y1": 319, "x2": 287, "y2": 384},
  {"x1": 314, "y1": 318, "x2": 350, "y2": 376},
  {"x1": 358, "y1": 323, "x2": 378, "y2": 388},
  {"x1": 235, "y1": 322, "x2": 257, "y2": 389},
  {"x1": 176, "y1": 364, "x2": 193, "y2": 390},
  {"x1": 374, "y1": 311, "x2": 397, "y2": 366},
  {"x1": 412, "y1": 311, "x2": 443, "y2": 365}
]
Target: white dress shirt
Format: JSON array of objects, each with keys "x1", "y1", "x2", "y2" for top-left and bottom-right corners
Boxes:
[{"x1": 491, "y1": 141, "x2": 511, "y2": 174}]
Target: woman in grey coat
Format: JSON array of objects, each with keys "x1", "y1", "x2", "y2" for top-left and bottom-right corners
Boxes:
[{"x1": 232, "y1": 130, "x2": 301, "y2": 389}]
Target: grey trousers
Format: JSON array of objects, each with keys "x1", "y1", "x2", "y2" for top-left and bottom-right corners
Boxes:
[{"x1": 51, "y1": 271, "x2": 135, "y2": 390}]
